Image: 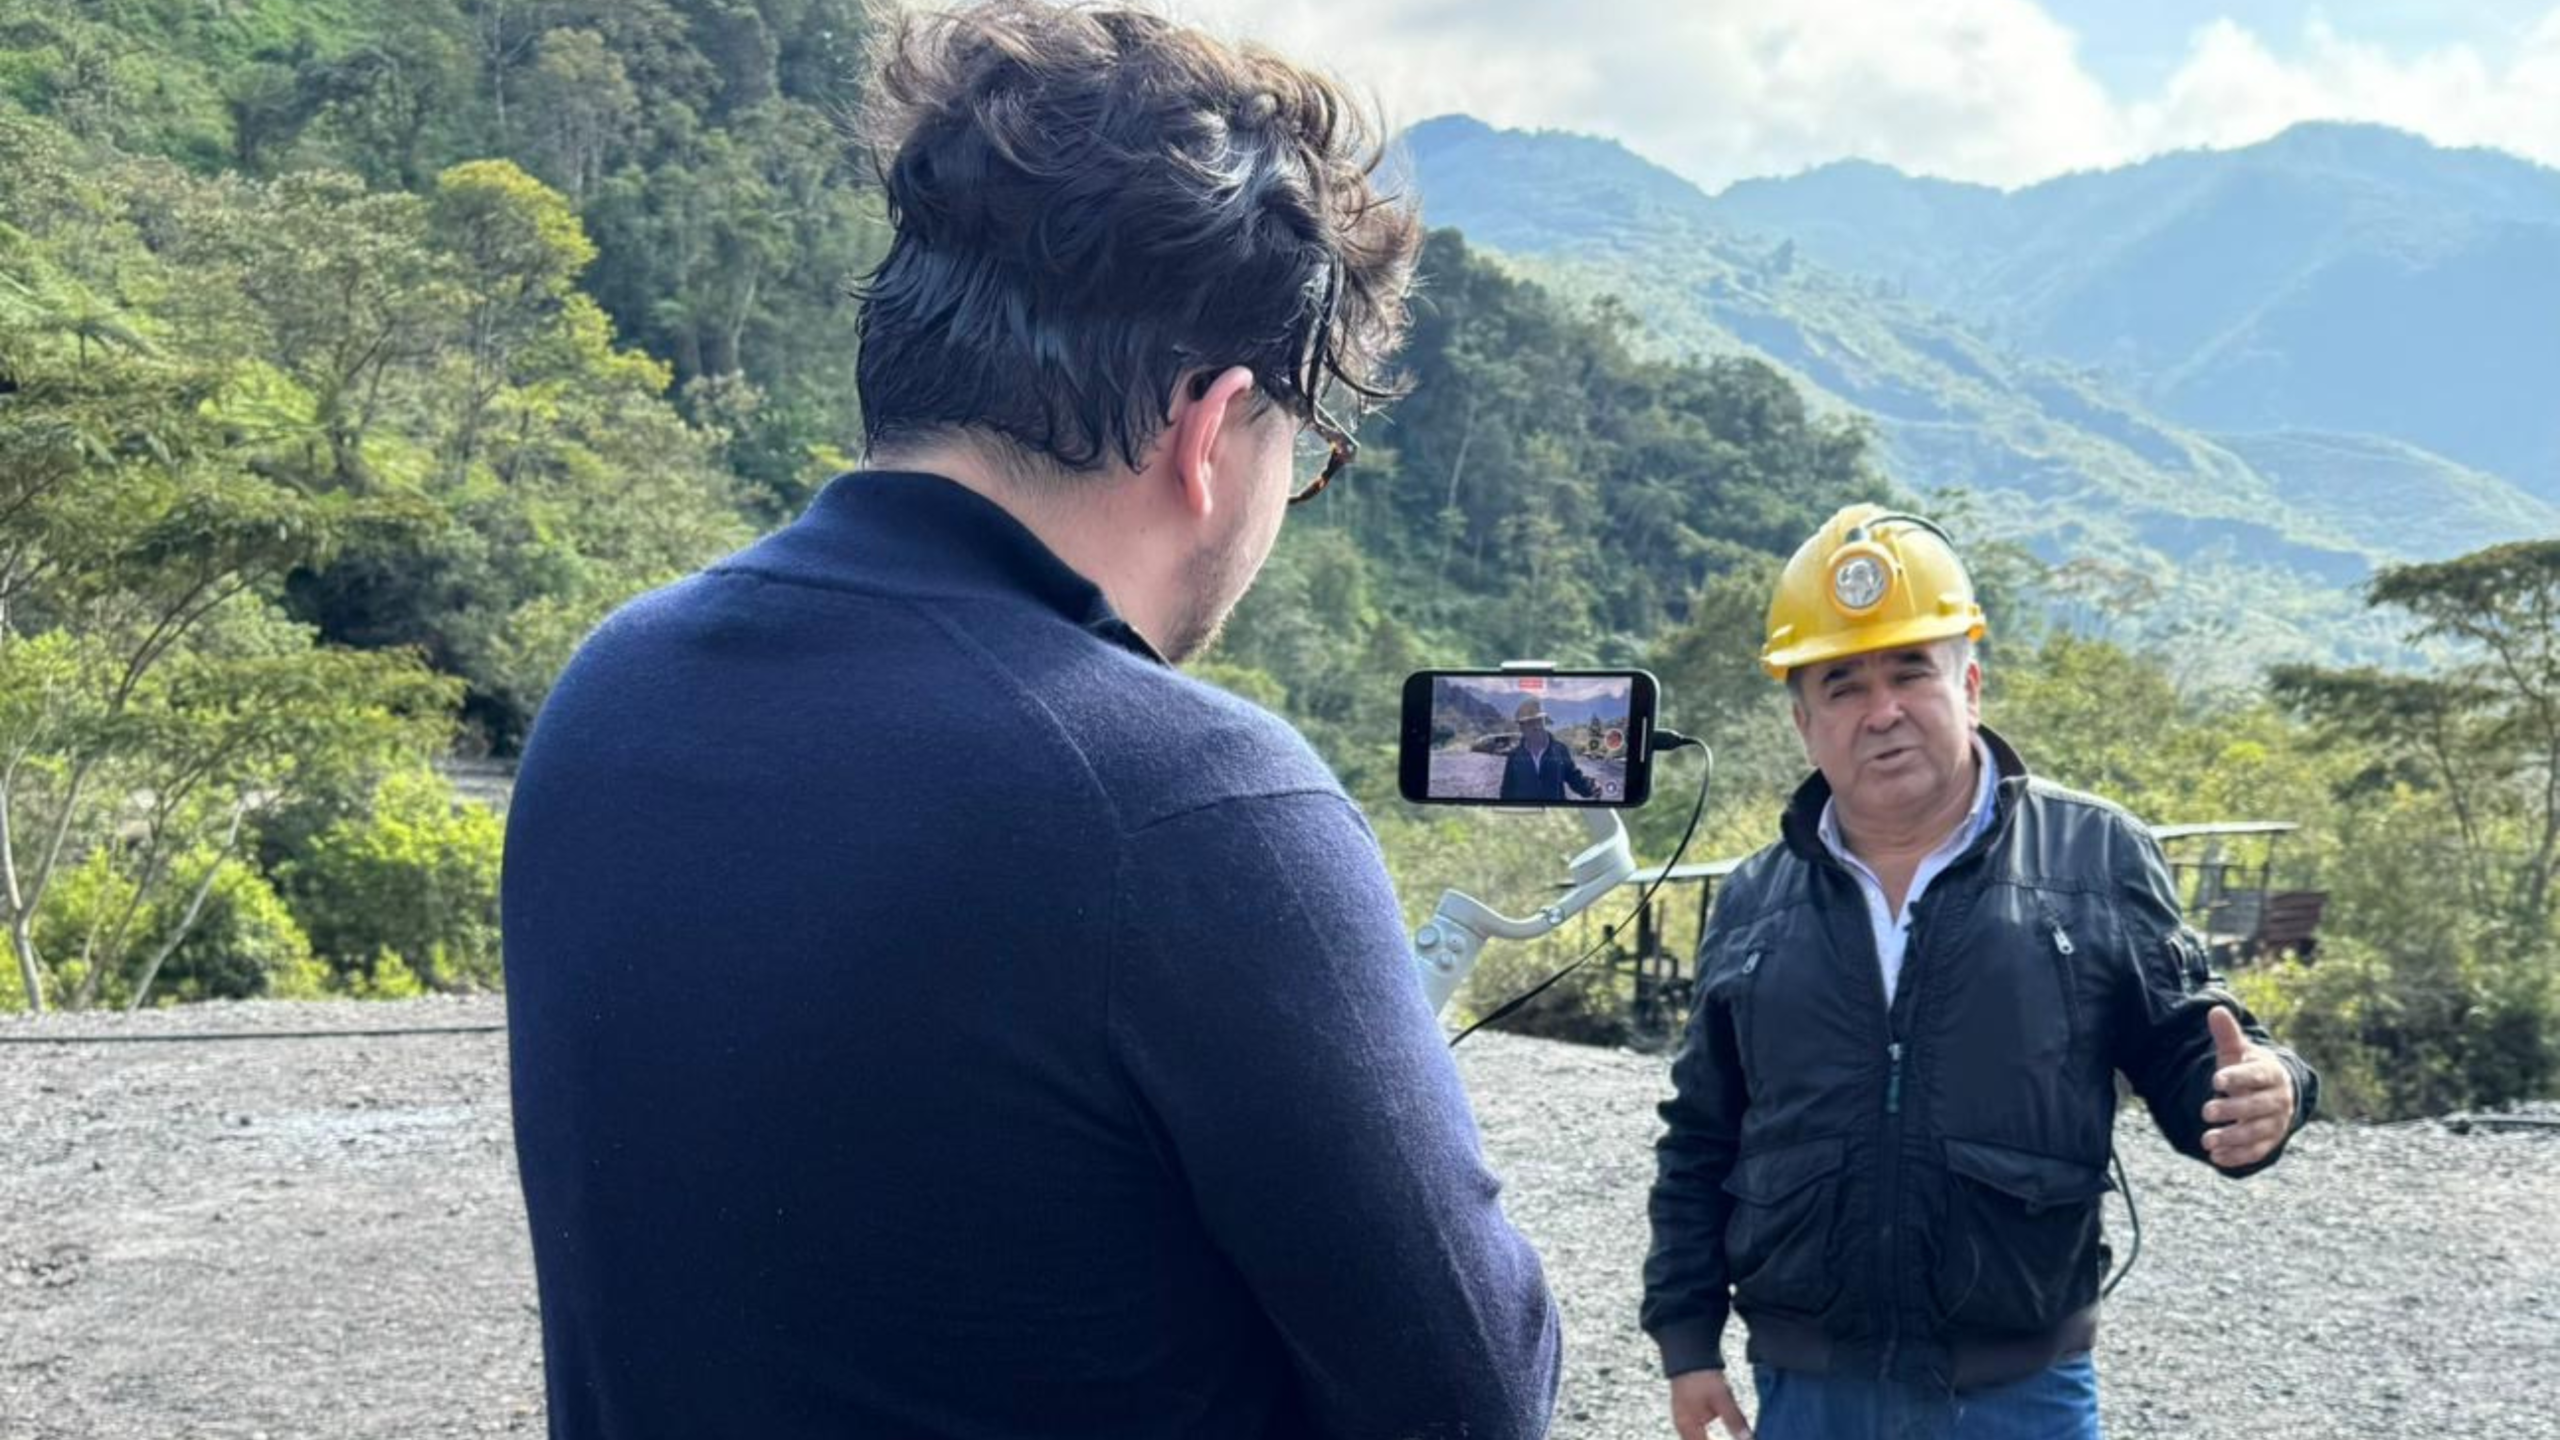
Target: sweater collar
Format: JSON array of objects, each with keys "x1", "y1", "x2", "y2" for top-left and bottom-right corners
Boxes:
[{"x1": 730, "y1": 470, "x2": 1166, "y2": 666}]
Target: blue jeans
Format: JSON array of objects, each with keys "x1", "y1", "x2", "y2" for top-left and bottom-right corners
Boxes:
[{"x1": 1752, "y1": 1354, "x2": 2102, "y2": 1440}]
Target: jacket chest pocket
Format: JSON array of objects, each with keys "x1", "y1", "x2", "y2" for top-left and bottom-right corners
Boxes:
[
  {"x1": 1731, "y1": 948, "x2": 1765, "y2": 1078},
  {"x1": 1928, "y1": 1137, "x2": 2111, "y2": 1335},
  {"x1": 1721, "y1": 1135, "x2": 1848, "y2": 1318},
  {"x1": 1721, "y1": 926, "x2": 1866, "y2": 1091},
  {"x1": 2033, "y1": 897, "x2": 2092, "y2": 1052},
  {"x1": 1932, "y1": 890, "x2": 2084, "y2": 1076}
]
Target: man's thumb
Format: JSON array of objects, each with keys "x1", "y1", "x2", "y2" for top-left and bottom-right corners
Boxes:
[{"x1": 2208, "y1": 1004, "x2": 2249, "y2": 1069}]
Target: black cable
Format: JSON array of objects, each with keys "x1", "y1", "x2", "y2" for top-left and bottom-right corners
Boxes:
[
  {"x1": 1450, "y1": 732, "x2": 1713, "y2": 1047},
  {"x1": 0, "y1": 1023, "x2": 506, "y2": 1045},
  {"x1": 2101, "y1": 1142, "x2": 2142, "y2": 1298},
  {"x1": 2102, "y1": 1144, "x2": 2143, "y2": 1296},
  {"x1": 1847, "y1": 512, "x2": 1956, "y2": 548}
]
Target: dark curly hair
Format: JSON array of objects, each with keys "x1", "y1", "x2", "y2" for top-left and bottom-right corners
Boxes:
[{"x1": 855, "y1": 0, "x2": 1422, "y2": 475}]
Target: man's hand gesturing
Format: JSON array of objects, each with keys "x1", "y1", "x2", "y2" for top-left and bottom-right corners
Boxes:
[{"x1": 2202, "y1": 1005, "x2": 2296, "y2": 1168}]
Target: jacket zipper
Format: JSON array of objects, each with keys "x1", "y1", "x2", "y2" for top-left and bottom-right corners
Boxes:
[
  {"x1": 1876, "y1": 906, "x2": 1919, "y2": 1382},
  {"x1": 1800, "y1": 762, "x2": 2008, "y2": 1384},
  {"x1": 1738, "y1": 949, "x2": 1764, "y2": 1072},
  {"x1": 1801, "y1": 850, "x2": 1910, "y2": 1381},
  {"x1": 2044, "y1": 908, "x2": 2085, "y2": 1043},
  {"x1": 1812, "y1": 849, "x2": 1959, "y2": 1384}
]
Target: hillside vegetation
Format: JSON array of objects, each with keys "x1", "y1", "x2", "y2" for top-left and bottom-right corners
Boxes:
[{"x1": 0, "y1": 1, "x2": 2553, "y2": 1119}]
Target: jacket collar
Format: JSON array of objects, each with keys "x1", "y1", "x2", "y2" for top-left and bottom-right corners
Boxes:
[
  {"x1": 722, "y1": 470, "x2": 1166, "y2": 666},
  {"x1": 1780, "y1": 724, "x2": 2031, "y2": 866}
]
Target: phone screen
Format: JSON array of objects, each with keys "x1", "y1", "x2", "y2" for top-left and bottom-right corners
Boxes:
[{"x1": 1399, "y1": 670, "x2": 1657, "y2": 807}]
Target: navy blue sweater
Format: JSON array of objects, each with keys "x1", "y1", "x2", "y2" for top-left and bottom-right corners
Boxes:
[{"x1": 503, "y1": 473, "x2": 1560, "y2": 1439}]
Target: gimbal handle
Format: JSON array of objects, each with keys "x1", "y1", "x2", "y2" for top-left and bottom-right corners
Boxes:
[{"x1": 1413, "y1": 805, "x2": 1635, "y2": 1015}]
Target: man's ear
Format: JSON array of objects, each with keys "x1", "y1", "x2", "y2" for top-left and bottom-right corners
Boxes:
[
  {"x1": 1962, "y1": 654, "x2": 1984, "y2": 725},
  {"x1": 1166, "y1": 366, "x2": 1258, "y2": 520},
  {"x1": 1789, "y1": 691, "x2": 1813, "y2": 757}
]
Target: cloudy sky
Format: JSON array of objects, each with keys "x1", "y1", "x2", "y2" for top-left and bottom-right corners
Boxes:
[{"x1": 1162, "y1": 0, "x2": 2560, "y2": 191}]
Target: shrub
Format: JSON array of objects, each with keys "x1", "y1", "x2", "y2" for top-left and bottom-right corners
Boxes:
[
  {"x1": 282, "y1": 767, "x2": 505, "y2": 993},
  {"x1": 337, "y1": 948, "x2": 428, "y2": 1000},
  {"x1": 144, "y1": 858, "x2": 329, "y2": 1004},
  {"x1": 2234, "y1": 934, "x2": 2559, "y2": 1121},
  {"x1": 1463, "y1": 942, "x2": 1637, "y2": 1048},
  {"x1": 25, "y1": 846, "x2": 326, "y2": 1007},
  {"x1": 28, "y1": 849, "x2": 141, "y2": 1009}
]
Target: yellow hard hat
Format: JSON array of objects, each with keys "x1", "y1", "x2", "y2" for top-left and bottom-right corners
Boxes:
[{"x1": 1761, "y1": 504, "x2": 1987, "y2": 681}]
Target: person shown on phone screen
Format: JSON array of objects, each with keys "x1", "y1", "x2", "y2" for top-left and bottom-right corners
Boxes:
[
  {"x1": 1503, "y1": 698, "x2": 1601, "y2": 802},
  {"x1": 498, "y1": 3, "x2": 1559, "y2": 1437}
]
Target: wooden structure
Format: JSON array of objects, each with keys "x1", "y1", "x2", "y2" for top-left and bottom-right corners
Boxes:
[
  {"x1": 1602, "y1": 858, "x2": 1740, "y2": 1035},
  {"x1": 2152, "y1": 821, "x2": 2325, "y2": 964},
  {"x1": 1587, "y1": 818, "x2": 2324, "y2": 1041}
]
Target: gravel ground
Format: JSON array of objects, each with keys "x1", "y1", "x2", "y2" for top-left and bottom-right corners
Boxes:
[{"x1": 5, "y1": 997, "x2": 2556, "y2": 1439}]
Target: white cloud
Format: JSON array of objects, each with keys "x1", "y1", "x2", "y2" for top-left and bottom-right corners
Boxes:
[
  {"x1": 2125, "y1": 13, "x2": 2560, "y2": 170},
  {"x1": 1154, "y1": 0, "x2": 2560, "y2": 190}
]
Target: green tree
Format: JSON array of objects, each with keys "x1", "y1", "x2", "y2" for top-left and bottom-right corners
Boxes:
[
  {"x1": 429, "y1": 157, "x2": 600, "y2": 483},
  {"x1": 292, "y1": 24, "x2": 473, "y2": 190},
  {"x1": 464, "y1": 0, "x2": 569, "y2": 147},
  {"x1": 693, "y1": 0, "x2": 779, "y2": 117},
  {"x1": 169, "y1": 170, "x2": 464, "y2": 488},
  {"x1": 518, "y1": 28, "x2": 638, "y2": 202},
  {"x1": 2275, "y1": 540, "x2": 2560, "y2": 935},
  {"x1": 0, "y1": 329, "x2": 456, "y2": 1011},
  {"x1": 145, "y1": 853, "x2": 331, "y2": 1004}
]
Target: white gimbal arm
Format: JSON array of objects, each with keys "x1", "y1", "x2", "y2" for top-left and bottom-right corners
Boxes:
[
  {"x1": 1409, "y1": 660, "x2": 1645, "y2": 1015},
  {"x1": 1413, "y1": 804, "x2": 1635, "y2": 1016}
]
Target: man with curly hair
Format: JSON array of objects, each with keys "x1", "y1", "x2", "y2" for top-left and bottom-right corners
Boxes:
[{"x1": 502, "y1": 4, "x2": 1562, "y2": 1437}]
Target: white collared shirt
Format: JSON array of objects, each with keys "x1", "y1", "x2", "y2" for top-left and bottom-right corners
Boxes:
[{"x1": 1816, "y1": 735, "x2": 1999, "y2": 1005}]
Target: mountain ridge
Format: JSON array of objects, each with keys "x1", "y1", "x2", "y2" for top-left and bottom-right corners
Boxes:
[
  {"x1": 1396, "y1": 115, "x2": 2560, "y2": 676},
  {"x1": 1686, "y1": 120, "x2": 2560, "y2": 492}
]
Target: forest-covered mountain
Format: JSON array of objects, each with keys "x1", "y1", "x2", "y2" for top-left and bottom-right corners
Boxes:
[
  {"x1": 0, "y1": 0, "x2": 888, "y2": 529},
  {"x1": 6, "y1": 0, "x2": 1941, "y2": 1027},
  {"x1": 0, "y1": 0, "x2": 1879, "y2": 989},
  {"x1": 1397, "y1": 116, "x2": 2560, "y2": 674},
  {"x1": 8, "y1": 2, "x2": 2559, "y2": 1127},
  {"x1": 1408, "y1": 115, "x2": 2560, "y2": 502},
  {"x1": 1710, "y1": 122, "x2": 2560, "y2": 495}
]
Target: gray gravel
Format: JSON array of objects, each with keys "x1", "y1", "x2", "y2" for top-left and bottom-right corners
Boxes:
[{"x1": 5, "y1": 997, "x2": 2556, "y2": 1439}]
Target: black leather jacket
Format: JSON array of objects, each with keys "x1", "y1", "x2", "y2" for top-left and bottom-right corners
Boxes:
[
  {"x1": 1502, "y1": 737, "x2": 1598, "y2": 802},
  {"x1": 1642, "y1": 727, "x2": 2317, "y2": 1389}
]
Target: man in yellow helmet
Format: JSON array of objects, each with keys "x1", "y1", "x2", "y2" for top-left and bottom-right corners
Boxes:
[
  {"x1": 1642, "y1": 505, "x2": 2317, "y2": 1440},
  {"x1": 1502, "y1": 697, "x2": 1603, "y2": 802}
]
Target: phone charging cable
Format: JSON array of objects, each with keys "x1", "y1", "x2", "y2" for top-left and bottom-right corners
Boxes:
[{"x1": 1450, "y1": 731, "x2": 1712, "y2": 1047}]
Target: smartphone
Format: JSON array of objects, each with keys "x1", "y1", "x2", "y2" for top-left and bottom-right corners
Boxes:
[{"x1": 1399, "y1": 669, "x2": 1659, "y2": 808}]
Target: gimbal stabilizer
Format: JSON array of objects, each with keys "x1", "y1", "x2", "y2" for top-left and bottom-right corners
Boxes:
[
  {"x1": 1413, "y1": 805, "x2": 1636, "y2": 1015},
  {"x1": 1410, "y1": 661, "x2": 1642, "y2": 1016}
]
